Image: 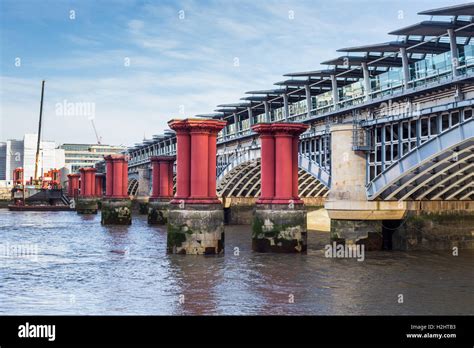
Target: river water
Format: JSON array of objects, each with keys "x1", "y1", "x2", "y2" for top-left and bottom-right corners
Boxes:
[{"x1": 0, "y1": 209, "x2": 472, "y2": 315}]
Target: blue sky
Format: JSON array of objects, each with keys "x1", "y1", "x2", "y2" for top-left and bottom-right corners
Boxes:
[{"x1": 0, "y1": 0, "x2": 467, "y2": 146}]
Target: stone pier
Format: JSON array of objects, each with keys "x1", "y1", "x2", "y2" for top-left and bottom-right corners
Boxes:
[
  {"x1": 325, "y1": 123, "x2": 406, "y2": 250},
  {"x1": 148, "y1": 156, "x2": 175, "y2": 224},
  {"x1": 101, "y1": 155, "x2": 132, "y2": 225},
  {"x1": 76, "y1": 167, "x2": 98, "y2": 214},
  {"x1": 135, "y1": 167, "x2": 150, "y2": 214},
  {"x1": 251, "y1": 122, "x2": 309, "y2": 253},
  {"x1": 167, "y1": 118, "x2": 226, "y2": 255}
]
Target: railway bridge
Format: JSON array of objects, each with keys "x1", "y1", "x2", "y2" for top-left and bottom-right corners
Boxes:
[{"x1": 124, "y1": 3, "x2": 474, "y2": 251}]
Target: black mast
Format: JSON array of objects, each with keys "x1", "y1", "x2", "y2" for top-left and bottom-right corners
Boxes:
[{"x1": 34, "y1": 80, "x2": 45, "y2": 181}]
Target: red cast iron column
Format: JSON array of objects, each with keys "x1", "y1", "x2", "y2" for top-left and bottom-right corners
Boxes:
[
  {"x1": 150, "y1": 156, "x2": 160, "y2": 198},
  {"x1": 189, "y1": 124, "x2": 210, "y2": 200},
  {"x1": 112, "y1": 158, "x2": 123, "y2": 198},
  {"x1": 168, "y1": 121, "x2": 191, "y2": 201},
  {"x1": 169, "y1": 118, "x2": 226, "y2": 203},
  {"x1": 251, "y1": 124, "x2": 275, "y2": 204},
  {"x1": 272, "y1": 123, "x2": 308, "y2": 204},
  {"x1": 95, "y1": 173, "x2": 103, "y2": 197},
  {"x1": 105, "y1": 156, "x2": 114, "y2": 197},
  {"x1": 122, "y1": 157, "x2": 129, "y2": 198},
  {"x1": 157, "y1": 157, "x2": 175, "y2": 198},
  {"x1": 208, "y1": 132, "x2": 218, "y2": 199}
]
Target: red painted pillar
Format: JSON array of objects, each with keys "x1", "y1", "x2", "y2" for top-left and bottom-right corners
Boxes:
[
  {"x1": 272, "y1": 123, "x2": 308, "y2": 204},
  {"x1": 170, "y1": 122, "x2": 191, "y2": 200},
  {"x1": 190, "y1": 127, "x2": 209, "y2": 199},
  {"x1": 274, "y1": 132, "x2": 293, "y2": 202},
  {"x1": 208, "y1": 132, "x2": 218, "y2": 199},
  {"x1": 95, "y1": 173, "x2": 103, "y2": 197},
  {"x1": 122, "y1": 157, "x2": 129, "y2": 197},
  {"x1": 105, "y1": 156, "x2": 114, "y2": 197},
  {"x1": 292, "y1": 136, "x2": 300, "y2": 199},
  {"x1": 168, "y1": 161, "x2": 174, "y2": 197},
  {"x1": 79, "y1": 170, "x2": 85, "y2": 196},
  {"x1": 251, "y1": 124, "x2": 274, "y2": 204},
  {"x1": 169, "y1": 118, "x2": 226, "y2": 203},
  {"x1": 71, "y1": 174, "x2": 80, "y2": 197},
  {"x1": 252, "y1": 123, "x2": 308, "y2": 204},
  {"x1": 159, "y1": 160, "x2": 170, "y2": 197},
  {"x1": 150, "y1": 156, "x2": 175, "y2": 199},
  {"x1": 150, "y1": 157, "x2": 160, "y2": 198},
  {"x1": 79, "y1": 168, "x2": 96, "y2": 197},
  {"x1": 113, "y1": 158, "x2": 124, "y2": 198}
]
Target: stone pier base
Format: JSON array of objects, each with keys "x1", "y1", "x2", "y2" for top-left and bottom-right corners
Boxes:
[
  {"x1": 330, "y1": 219, "x2": 383, "y2": 251},
  {"x1": 392, "y1": 212, "x2": 474, "y2": 250},
  {"x1": 101, "y1": 198, "x2": 132, "y2": 225},
  {"x1": 76, "y1": 197, "x2": 98, "y2": 214},
  {"x1": 167, "y1": 203, "x2": 224, "y2": 255},
  {"x1": 252, "y1": 204, "x2": 307, "y2": 253},
  {"x1": 148, "y1": 199, "x2": 170, "y2": 225}
]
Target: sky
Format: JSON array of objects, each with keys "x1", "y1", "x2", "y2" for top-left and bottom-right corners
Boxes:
[{"x1": 0, "y1": 0, "x2": 467, "y2": 147}]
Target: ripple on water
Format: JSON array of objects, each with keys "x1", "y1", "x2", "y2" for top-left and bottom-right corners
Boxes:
[{"x1": 0, "y1": 210, "x2": 473, "y2": 315}]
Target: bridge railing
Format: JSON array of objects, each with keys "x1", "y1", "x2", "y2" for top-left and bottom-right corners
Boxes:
[
  {"x1": 298, "y1": 153, "x2": 331, "y2": 188},
  {"x1": 216, "y1": 147, "x2": 261, "y2": 180}
]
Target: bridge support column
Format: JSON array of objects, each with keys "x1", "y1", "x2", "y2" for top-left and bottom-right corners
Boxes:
[
  {"x1": 251, "y1": 123, "x2": 309, "y2": 253},
  {"x1": 76, "y1": 168, "x2": 98, "y2": 214},
  {"x1": 101, "y1": 155, "x2": 132, "y2": 225},
  {"x1": 95, "y1": 173, "x2": 104, "y2": 210},
  {"x1": 94, "y1": 173, "x2": 104, "y2": 197},
  {"x1": 167, "y1": 118, "x2": 226, "y2": 255},
  {"x1": 148, "y1": 156, "x2": 175, "y2": 225},
  {"x1": 325, "y1": 123, "x2": 406, "y2": 250},
  {"x1": 135, "y1": 167, "x2": 150, "y2": 214},
  {"x1": 67, "y1": 173, "x2": 80, "y2": 198}
]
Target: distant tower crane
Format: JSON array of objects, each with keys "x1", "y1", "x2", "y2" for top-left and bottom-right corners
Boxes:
[{"x1": 90, "y1": 118, "x2": 102, "y2": 145}]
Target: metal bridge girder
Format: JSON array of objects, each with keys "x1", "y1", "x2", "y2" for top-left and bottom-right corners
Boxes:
[{"x1": 367, "y1": 119, "x2": 474, "y2": 200}]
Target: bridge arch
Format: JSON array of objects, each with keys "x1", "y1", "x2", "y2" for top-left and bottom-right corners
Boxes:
[
  {"x1": 217, "y1": 156, "x2": 330, "y2": 198},
  {"x1": 128, "y1": 178, "x2": 139, "y2": 196},
  {"x1": 366, "y1": 119, "x2": 474, "y2": 201}
]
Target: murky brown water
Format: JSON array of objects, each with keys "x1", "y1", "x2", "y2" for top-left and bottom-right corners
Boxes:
[{"x1": 0, "y1": 209, "x2": 472, "y2": 315}]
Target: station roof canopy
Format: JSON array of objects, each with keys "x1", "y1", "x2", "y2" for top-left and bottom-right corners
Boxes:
[
  {"x1": 240, "y1": 95, "x2": 286, "y2": 104},
  {"x1": 245, "y1": 88, "x2": 326, "y2": 101},
  {"x1": 320, "y1": 55, "x2": 420, "y2": 68},
  {"x1": 216, "y1": 102, "x2": 252, "y2": 108},
  {"x1": 418, "y1": 3, "x2": 474, "y2": 16},
  {"x1": 337, "y1": 40, "x2": 452, "y2": 54},
  {"x1": 388, "y1": 20, "x2": 474, "y2": 37},
  {"x1": 195, "y1": 113, "x2": 224, "y2": 118},
  {"x1": 245, "y1": 88, "x2": 288, "y2": 95},
  {"x1": 284, "y1": 68, "x2": 364, "y2": 79},
  {"x1": 274, "y1": 78, "x2": 324, "y2": 86}
]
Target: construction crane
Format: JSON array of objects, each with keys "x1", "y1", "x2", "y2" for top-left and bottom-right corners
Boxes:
[
  {"x1": 90, "y1": 118, "x2": 102, "y2": 145},
  {"x1": 34, "y1": 80, "x2": 45, "y2": 181}
]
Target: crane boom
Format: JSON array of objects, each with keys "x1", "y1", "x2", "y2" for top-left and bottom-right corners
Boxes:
[
  {"x1": 90, "y1": 118, "x2": 102, "y2": 144},
  {"x1": 34, "y1": 80, "x2": 45, "y2": 181}
]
